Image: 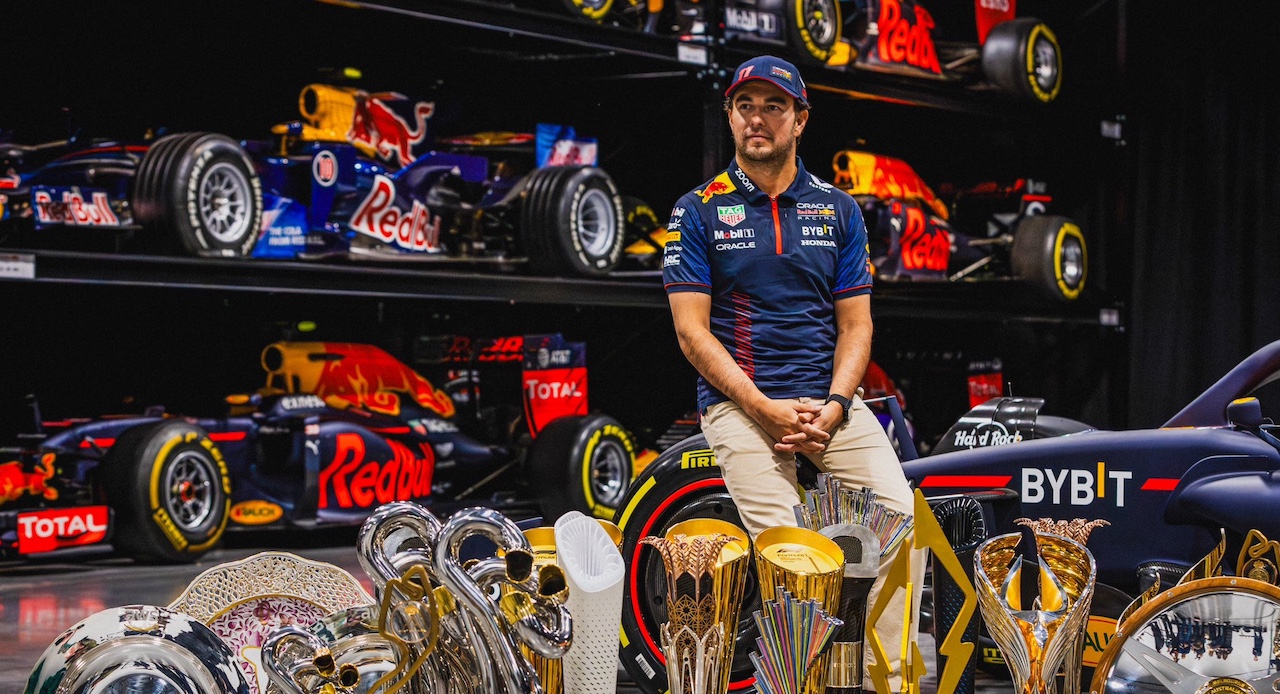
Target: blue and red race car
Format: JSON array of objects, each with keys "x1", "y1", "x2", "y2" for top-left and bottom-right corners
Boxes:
[
  {"x1": 0, "y1": 82, "x2": 627, "y2": 276},
  {"x1": 0, "y1": 336, "x2": 637, "y2": 563}
]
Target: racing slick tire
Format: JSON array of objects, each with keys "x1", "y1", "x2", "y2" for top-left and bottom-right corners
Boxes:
[
  {"x1": 521, "y1": 166, "x2": 625, "y2": 277},
  {"x1": 617, "y1": 433, "x2": 762, "y2": 694},
  {"x1": 102, "y1": 420, "x2": 231, "y2": 563},
  {"x1": 133, "y1": 131, "x2": 264, "y2": 257},
  {"x1": 787, "y1": 0, "x2": 842, "y2": 65},
  {"x1": 1010, "y1": 214, "x2": 1087, "y2": 301},
  {"x1": 528, "y1": 414, "x2": 636, "y2": 522},
  {"x1": 981, "y1": 18, "x2": 1063, "y2": 103}
]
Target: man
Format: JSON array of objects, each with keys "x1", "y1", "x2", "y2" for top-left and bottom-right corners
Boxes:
[{"x1": 662, "y1": 55, "x2": 923, "y2": 689}]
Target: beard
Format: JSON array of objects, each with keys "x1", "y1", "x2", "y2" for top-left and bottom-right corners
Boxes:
[{"x1": 736, "y1": 133, "x2": 794, "y2": 170}]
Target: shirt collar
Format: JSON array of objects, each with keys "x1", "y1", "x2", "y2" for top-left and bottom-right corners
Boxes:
[{"x1": 728, "y1": 156, "x2": 810, "y2": 204}]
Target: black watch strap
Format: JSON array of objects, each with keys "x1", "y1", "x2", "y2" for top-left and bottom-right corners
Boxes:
[{"x1": 826, "y1": 393, "x2": 853, "y2": 421}]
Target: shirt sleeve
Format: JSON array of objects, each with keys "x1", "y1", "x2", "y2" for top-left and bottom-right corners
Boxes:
[
  {"x1": 834, "y1": 199, "x2": 874, "y2": 297},
  {"x1": 662, "y1": 199, "x2": 712, "y2": 294}
]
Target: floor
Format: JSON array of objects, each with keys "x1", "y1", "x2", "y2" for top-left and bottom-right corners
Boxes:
[{"x1": 0, "y1": 528, "x2": 1016, "y2": 694}]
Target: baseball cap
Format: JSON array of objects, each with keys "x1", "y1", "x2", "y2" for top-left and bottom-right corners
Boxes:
[{"x1": 724, "y1": 55, "x2": 809, "y2": 108}]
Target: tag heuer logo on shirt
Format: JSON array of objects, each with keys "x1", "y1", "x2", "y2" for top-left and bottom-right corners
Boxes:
[{"x1": 717, "y1": 204, "x2": 746, "y2": 227}]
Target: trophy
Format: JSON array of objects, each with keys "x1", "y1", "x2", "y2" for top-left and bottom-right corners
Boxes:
[
  {"x1": 751, "y1": 587, "x2": 846, "y2": 694},
  {"x1": 931, "y1": 497, "x2": 988, "y2": 694},
  {"x1": 816, "y1": 524, "x2": 880, "y2": 694},
  {"x1": 975, "y1": 528, "x2": 1096, "y2": 694},
  {"x1": 642, "y1": 519, "x2": 750, "y2": 694},
  {"x1": 755, "y1": 526, "x2": 847, "y2": 694}
]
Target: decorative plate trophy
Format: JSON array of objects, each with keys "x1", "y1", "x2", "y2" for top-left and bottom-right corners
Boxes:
[{"x1": 1090, "y1": 529, "x2": 1280, "y2": 694}]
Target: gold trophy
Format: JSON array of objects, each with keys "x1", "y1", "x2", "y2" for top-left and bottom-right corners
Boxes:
[
  {"x1": 755, "y1": 526, "x2": 847, "y2": 694},
  {"x1": 975, "y1": 529, "x2": 1096, "y2": 694},
  {"x1": 642, "y1": 520, "x2": 750, "y2": 694}
]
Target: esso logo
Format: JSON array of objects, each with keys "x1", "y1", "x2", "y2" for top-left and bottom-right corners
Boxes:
[{"x1": 313, "y1": 150, "x2": 338, "y2": 187}]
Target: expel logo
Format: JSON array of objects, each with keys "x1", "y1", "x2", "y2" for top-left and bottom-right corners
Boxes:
[{"x1": 718, "y1": 205, "x2": 746, "y2": 227}]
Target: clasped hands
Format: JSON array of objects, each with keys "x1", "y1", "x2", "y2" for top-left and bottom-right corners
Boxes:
[{"x1": 753, "y1": 398, "x2": 844, "y2": 454}]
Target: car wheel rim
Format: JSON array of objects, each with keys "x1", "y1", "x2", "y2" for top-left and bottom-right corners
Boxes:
[
  {"x1": 1060, "y1": 236, "x2": 1084, "y2": 289},
  {"x1": 164, "y1": 450, "x2": 217, "y2": 532},
  {"x1": 577, "y1": 187, "x2": 618, "y2": 259},
  {"x1": 805, "y1": 0, "x2": 838, "y2": 46},
  {"x1": 1032, "y1": 35, "x2": 1059, "y2": 92},
  {"x1": 199, "y1": 161, "x2": 252, "y2": 244},
  {"x1": 590, "y1": 439, "x2": 629, "y2": 508}
]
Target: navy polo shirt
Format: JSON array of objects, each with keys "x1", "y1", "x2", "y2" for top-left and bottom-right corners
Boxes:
[{"x1": 663, "y1": 157, "x2": 873, "y2": 412}]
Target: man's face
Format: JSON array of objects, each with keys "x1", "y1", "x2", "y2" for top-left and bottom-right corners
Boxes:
[{"x1": 727, "y1": 81, "x2": 808, "y2": 167}]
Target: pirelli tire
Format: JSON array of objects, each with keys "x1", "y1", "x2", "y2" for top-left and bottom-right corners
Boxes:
[
  {"x1": 103, "y1": 420, "x2": 232, "y2": 563},
  {"x1": 616, "y1": 434, "x2": 761, "y2": 694},
  {"x1": 981, "y1": 18, "x2": 1063, "y2": 103},
  {"x1": 1010, "y1": 214, "x2": 1087, "y2": 302},
  {"x1": 787, "y1": 0, "x2": 842, "y2": 65},
  {"x1": 133, "y1": 131, "x2": 264, "y2": 257},
  {"x1": 528, "y1": 414, "x2": 636, "y2": 522},
  {"x1": 520, "y1": 166, "x2": 625, "y2": 277}
]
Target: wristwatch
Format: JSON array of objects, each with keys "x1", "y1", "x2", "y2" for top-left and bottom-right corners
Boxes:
[{"x1": 825, "y1": 393, "x2": 853, "y2": 421}]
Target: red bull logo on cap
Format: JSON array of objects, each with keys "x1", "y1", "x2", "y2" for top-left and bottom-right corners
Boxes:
[
  {"x1": 348, "y1": 92, "x2": 435, "y2": 169},
  {"x1": 697, "y1": 172, "x2": 737, "y2": 203}
]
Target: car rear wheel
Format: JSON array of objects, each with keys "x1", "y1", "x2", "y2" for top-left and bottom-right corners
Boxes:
[
  {"x1": 521, "y1": 166, "x2": 625, "y2": 277},
  {"x1": 133, "y1": 132, "x2": 264, "y2": 257},
  {"x1": 103, "y1": 420, "x2": 231, "y2": 563},
  {"x1": 1011, "y1": 214, "x2": 1086, "y2": 301},
  {"x1": 787, "y1": 0, "x2": 841, "y2": 65},
  {"x1": 528, "y1": 414, "x2": 636, "y2": 522},
  {"x1": 981, "y1": 18, "x2": 1063, "y2": 103}
]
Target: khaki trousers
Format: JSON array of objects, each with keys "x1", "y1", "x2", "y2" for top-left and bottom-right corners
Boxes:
[{"x1": 702, "y1": 398, "x2": 927, "y2": 692}]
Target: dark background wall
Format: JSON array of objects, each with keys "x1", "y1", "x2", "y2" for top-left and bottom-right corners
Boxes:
[{"x1": 2, "y1": 0, "x2": 1276, "y2": 446}]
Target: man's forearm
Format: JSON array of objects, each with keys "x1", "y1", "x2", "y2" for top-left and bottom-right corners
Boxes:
[
  {"x1": 830, "y1": 296, "x2": 874, "y2": 400},
  {"x1": 676, "y1": 326, "x2": 768, "y2": 415}
]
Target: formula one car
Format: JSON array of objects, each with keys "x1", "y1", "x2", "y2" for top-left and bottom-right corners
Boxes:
[
  {"x1": 561, "y1": 0, "x2": 1061, "y2": 102},
  {"x1": 0, "y1": 336, "x2": 637, "y2": 563},
  {"x1": 614, "y1": 339, "x2": 1280, "y2": 693},
  {"x1": 832, "y1": 148, "x2": 1086, "y2": 301},
  {"x1": 0, "y1": 83, "x2": 626, "y2": 276}
]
